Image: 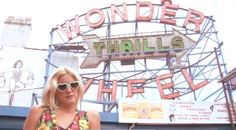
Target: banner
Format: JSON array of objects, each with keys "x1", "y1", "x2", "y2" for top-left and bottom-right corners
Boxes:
[{"x1": 118, "y1": 99, "x2": 236, "y2": 124}]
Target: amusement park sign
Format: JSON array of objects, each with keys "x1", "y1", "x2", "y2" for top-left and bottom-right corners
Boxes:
[
  {"x1": 118, "y1": 99, "x2": 236, "y2": 124},
  {"x1": 56, "y1": 0, "x2": 205, "y2": 68},
  {"x1": 57, "y1": 0, "x2": 205, "y2": 40},
  {"x1": 81, "y1": 30, "x2": 196, "y2": 68},
  {"x1": 54, "y1": 0, "x2": 209, "y2": 100}
]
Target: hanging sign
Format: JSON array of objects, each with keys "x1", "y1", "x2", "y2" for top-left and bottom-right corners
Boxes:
[
  {"x1": 81, "y1": 30, "x2": 196, "y2": 68},
  {"x1": 118, "y1": 99, "x2": 236, "y2": 124}
]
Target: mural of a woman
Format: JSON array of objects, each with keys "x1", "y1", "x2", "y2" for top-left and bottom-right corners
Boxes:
[{"x1": 8, "y1": 60, "x2": 34, "y2": 106}]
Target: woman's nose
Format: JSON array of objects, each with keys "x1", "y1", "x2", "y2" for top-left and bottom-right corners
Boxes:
[{"x1": 66, "y1": 86, "x2": 72, "y2": 92}]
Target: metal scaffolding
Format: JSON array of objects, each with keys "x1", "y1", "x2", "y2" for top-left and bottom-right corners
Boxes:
[{"x1": 41, "y1": 2, "x2": 235, "y2": 129}]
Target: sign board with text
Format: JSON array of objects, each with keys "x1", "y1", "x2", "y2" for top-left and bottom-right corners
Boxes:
[{"x1": 118, "y1": 99, "x2": 236, "y2": 124}]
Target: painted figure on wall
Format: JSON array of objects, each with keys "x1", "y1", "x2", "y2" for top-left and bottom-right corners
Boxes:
[{"x1": 9, "y1": 60, "x2": 34, "y2": 106}]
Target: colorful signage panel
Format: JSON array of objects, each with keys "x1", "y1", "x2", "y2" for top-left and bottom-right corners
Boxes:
[
  {"x1": 81, "y1": 30, "x2": 196, "y2": 68},
  {"x1": 118, "y1": 99, "x2": 236, "y2": 124}
]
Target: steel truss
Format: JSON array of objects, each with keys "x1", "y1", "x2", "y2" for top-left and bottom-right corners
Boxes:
[{"x1": 42, "y1": 4, "x2": 235, "y2": 125}]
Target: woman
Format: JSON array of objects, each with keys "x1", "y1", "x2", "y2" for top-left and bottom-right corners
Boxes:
[{"x1": 23, "y1": 67, "x2": 101, "y2": 130}]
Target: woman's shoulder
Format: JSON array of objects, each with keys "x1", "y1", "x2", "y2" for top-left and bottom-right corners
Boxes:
[
  {"x1": 86, "y1": 110, "x2": 100, "y2": 118},
  {"x1": 86, "y1": 110, "x2": 101, "y2": 129},
  {"x1": 29, "y1": 105, "x2": 43, "y2": 113},
  {"x1": 28, "y1": 105, "x2": 49, "y2": 116},
  {"x1": 78, "y1": 110, "x2": 100, "y2": 122},
  {"x1": 24, "y1": 105, "x2": 46, "y2": 129}
]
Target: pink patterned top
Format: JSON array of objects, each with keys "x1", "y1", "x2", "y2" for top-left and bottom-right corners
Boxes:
[{"x1": 37, "y1": 107, "x2": 89, "y2": 130}]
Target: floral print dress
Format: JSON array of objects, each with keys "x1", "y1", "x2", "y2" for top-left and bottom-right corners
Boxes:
[{"x1": 38, "y1": 108, "x2": 89, "y2": 130}]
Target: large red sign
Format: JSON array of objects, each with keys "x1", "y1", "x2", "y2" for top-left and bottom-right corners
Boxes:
[{"x1": 56, "y1": 1, "x2": 205, "y2": 40}]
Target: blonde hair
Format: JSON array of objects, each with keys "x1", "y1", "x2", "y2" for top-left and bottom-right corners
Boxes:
[{"x1": 41, "y1": 66, "x2": 84, "y2": 110}]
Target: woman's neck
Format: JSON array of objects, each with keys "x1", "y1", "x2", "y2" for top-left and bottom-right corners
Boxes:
[{"x1": 57, "y1": 105, "x2": 77, "y2": 113}]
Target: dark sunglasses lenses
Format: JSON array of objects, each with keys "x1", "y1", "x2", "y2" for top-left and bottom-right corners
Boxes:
[
  {"x1": 70, "y1": 82, "x2": 79, "y2": 89},
  {"x1": 57, "y1": 84, "x2": 67, "y2": 91},
  {"x1": 57, "y1": 81, "x2": 79, "y2": 92}
]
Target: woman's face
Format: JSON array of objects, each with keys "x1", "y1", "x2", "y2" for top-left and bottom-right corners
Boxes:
[{"x1": 55, "y1": 74, "x2": 79, "y2": 107}]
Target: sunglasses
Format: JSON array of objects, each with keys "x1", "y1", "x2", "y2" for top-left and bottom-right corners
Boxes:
[{"x1": 57, "y1": 81, "x2": 80, "y2": 92}]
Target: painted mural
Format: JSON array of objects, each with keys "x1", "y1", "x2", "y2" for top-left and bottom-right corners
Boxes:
[{"x1": 0, "y1": 47, "x2": 46, "y2": 106}]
